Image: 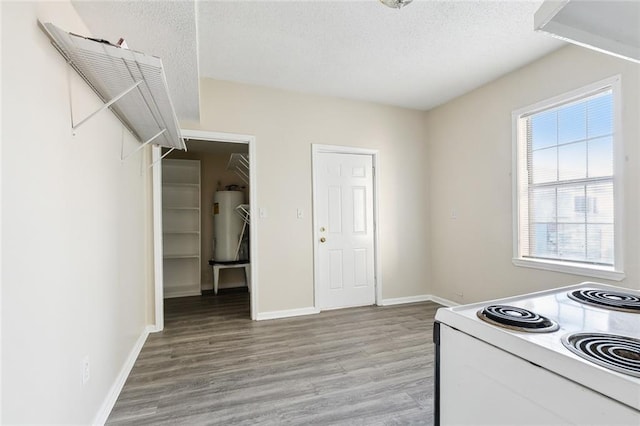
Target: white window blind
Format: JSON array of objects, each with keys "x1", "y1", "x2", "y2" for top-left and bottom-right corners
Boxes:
[{"x1": 513, "y1": 77, "x2": 622, "y2": 278}]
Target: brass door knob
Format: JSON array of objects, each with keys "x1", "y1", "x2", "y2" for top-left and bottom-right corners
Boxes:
[{"x1": 320, "y1": 237, "x2": 326, "y2": 243}]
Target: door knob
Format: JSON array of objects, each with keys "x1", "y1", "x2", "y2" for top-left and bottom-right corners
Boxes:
[{"x1": 320, "y1": 237, "x2": 326, "y2": 243}]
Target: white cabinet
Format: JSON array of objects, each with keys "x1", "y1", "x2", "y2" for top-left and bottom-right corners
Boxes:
[{"x1": 162, "y1": 159, "x2": 201, "y2": 298}]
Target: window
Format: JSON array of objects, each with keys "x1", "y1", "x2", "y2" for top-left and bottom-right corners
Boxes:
[{"x1": 512, "y1": 76, "x2": 623, "y2": 280}]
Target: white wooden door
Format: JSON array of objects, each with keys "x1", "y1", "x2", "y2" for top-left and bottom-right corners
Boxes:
[{"x1": 315, "y1": 152, "x2": 375, "y2": 309}]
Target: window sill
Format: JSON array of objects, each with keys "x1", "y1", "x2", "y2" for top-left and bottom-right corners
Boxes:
[{"x1": 512, "y1": 258, "x2": 625, "y2": 282}]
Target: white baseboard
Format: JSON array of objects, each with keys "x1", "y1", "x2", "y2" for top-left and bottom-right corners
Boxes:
[
  {"x1": 201, "y1": 283, "x2": 248, "y2": 292},
  {"x1": 146, "y1": 324, "x2": 162, "y2": 333},
  {"x1": 380, "y1": 294, "x2": 432, "y2": 306},
  {"x1": 428, "y1": 294, "x2": 460, "y2": 307},
  {"x1": 163, "y1": 289, "x2": 201, "y2": 299},
  {"x1": 256, "y1": 306, "x2": 320, "y2": 321},
  {"x1": 256, "y1": 295, "x2": 458, "y2": 321},
  {"x1": 380, "y1": 294, "x2": 460, "y2": 307},
  {"x1": 92, "y1": 325, "x2": 152, "y2": 425}
]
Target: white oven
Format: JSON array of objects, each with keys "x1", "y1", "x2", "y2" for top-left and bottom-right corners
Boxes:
[{"x1": 433, "y1": 282, "x2": 640, "y2": 425}]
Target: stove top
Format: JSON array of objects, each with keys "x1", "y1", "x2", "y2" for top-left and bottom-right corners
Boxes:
[{"x1": 435, "y1": 282, "x2": 640, "y2": 411}]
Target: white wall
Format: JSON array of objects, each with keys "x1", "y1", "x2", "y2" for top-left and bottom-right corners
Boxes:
[
  {"x1": 425, "y1": 45, "x2": 640, "y2": 304},
  {"x1": 1, "y1": 2, "x2": 152, "y2": 423},
  {"x1": 191, "y1": 79, "x2": 431, "y2": 313}
]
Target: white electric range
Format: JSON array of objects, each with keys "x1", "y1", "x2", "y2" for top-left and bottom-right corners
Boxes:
[{"x1": 433, "y1": 282, "x2": 640, "y2": 425}]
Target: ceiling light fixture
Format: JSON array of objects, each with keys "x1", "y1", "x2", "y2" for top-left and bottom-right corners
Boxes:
[{"x1": 379, "y1": 0, "x2": 413, "y2": 9}]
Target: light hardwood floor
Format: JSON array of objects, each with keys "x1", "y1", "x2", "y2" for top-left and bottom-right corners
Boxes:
[{"x1": 107, "y1": 290, "x2": 440, "y2": 425}]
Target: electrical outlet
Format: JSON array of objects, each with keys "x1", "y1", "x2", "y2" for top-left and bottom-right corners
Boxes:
[{"x1": 82, "y1": 356, "x2": 90, "y2": 385}]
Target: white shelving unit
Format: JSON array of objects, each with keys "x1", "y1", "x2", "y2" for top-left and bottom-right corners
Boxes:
[
  {"x1": 39, "y1": 21, "x2": 186, "y2": 154},
  {"x1": 162, "y1": 159, "x2": 201, "y2": 298}
]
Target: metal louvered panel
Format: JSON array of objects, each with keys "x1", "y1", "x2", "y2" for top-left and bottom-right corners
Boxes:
[{"x1": 39, "y1": 21, "x2": 186, "y2": 151}]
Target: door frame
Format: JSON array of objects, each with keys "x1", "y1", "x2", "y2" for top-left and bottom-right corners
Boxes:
[
  {"x1": 311, "y1": 144, "x2": 382, "y2": 310},
  {"x1": 152, "y1": 129, "x2": 258, "y2": 330}
]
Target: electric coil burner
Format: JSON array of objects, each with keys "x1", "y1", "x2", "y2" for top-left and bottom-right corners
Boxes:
[
  {"x1": 477, "y1": 304, "x2": 559, "y2": 332},
  {"x1": 562, "y1": 333, "x2": 640, "y2": 378},
  {"x1": 568, "y1": 288, "x2": 640, "y2": 313}
]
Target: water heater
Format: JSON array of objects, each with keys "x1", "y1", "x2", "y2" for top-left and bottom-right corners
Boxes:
[{"x1": 213, "y1": 191, "x2": 244, "y2": 261}]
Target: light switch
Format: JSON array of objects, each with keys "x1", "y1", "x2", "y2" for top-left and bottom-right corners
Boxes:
[
  {"x1": 297, "y1": 208, "x2": 303, "y2": 219},
  {"x1": 259, "y1": 208, "x2": 267, "y2": 218}
]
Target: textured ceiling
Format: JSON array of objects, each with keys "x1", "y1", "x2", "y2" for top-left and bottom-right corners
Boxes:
[
  {"x1": 72, "y1": 0, "x2": 564, "y2": 119},
  {"x1": 71, "y1": 0, "x2": 200, "y2": 122},
  {"x1": 197, "y1": 0, "x2": 563, "y2": 110}
]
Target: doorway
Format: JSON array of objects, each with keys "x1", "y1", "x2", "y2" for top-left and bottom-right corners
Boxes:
[
  {"x1": 152, "y1": 130, "x2": 258, "y2": 330},
  {"x1": 312, "y1": 144, "x2": 381, "y2": 311}
]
